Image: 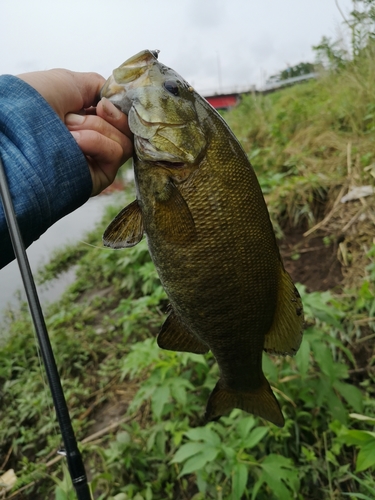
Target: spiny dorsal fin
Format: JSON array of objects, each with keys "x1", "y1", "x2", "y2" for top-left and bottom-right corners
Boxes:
[
  {"x1": 103, "y1": 199, "x2": 144, "y2": 248},
  {"x1": 154, "y1": 182, "x2": 196, "y2": 245},
  {"x1": 263, "y1": 268, "x2": 304, "y2": 356},
  {"x1": 158, "y1": 310, "x2": 209, "y2": 354}
]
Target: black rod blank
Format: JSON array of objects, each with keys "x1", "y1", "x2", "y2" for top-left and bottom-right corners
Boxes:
[{"x1": 0, "y1": 156, "x2": 92, "y2": 500}]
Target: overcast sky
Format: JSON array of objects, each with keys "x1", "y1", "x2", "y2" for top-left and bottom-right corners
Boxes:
[{"x1": 1, "y1": 0, "x2": 354, "y2": 94}]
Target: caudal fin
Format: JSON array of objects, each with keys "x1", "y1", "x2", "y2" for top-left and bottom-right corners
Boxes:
[{"x1": 204, "y1": 376, "x2": 285, "y2": 427}]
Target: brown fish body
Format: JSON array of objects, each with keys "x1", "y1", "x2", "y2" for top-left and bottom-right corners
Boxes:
[
  {"x1": 102, "y1": 50, "x2": 304, "y2": 427},
  {"x1": 136, "y1": 116, "x2": 278, "y2": 383}
]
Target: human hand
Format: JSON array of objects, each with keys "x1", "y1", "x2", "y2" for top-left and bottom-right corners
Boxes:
[
  {"x1": 18, "y1": 69, "x2": 133, "y2": 196},
  {"x1": 65, "y1": 96, "x2": 133, "y2": 196}
]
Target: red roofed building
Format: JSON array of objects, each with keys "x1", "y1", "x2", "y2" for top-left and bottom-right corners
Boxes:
[{"x1": 204, "y1": 93, "x2": 239, "y2": 110}]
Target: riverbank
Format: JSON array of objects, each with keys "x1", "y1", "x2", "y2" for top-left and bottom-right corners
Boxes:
[{"x1": 0, "y1": 191, "x2": 126, "y2": 321}]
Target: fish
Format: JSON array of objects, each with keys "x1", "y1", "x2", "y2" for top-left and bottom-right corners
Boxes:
[{"x1": 101, "y1": 50, "x2": 304, "y2": 427}]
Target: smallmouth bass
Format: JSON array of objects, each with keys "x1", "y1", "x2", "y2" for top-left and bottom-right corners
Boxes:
[{"x1": 101, "y1": 50, "x2": 304, "y2": 427}]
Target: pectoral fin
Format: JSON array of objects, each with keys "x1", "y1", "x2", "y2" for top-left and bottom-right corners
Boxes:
[
  {"x1": 103, "y1": 200, "x2": 144, "y2": 248},
  {"x1": 158, "y1": 310, "x2": 209, "y2": 354},
  {"x1": 154, "y1": 182, "x2": 196, "y2": 245},
  {"x1": 263, "y1": 268, "x2": 304, "y2": 356}
]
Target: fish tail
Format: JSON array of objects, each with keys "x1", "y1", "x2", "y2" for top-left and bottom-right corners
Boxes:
[{"x1": 204, "y1": 375, "x2": 285, "y2": 427}]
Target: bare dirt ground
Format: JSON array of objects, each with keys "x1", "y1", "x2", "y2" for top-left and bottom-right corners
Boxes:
[{"x1": 280, "y1": 228, "x2": 343, "y2": 292}]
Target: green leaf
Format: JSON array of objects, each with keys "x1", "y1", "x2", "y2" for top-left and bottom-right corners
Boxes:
[
  {"x1": 151, "y1": 385, "x2": 170, "y2": 419},
  {"x1": 243, "y1": 427, "x2": 268, "y2": 449},
  {"x1": 326, "y1": 389, "x2": 348, "y2": 424},
  {"x1": 55, "y1": 487, "x2": 68, "y2": 500},
  {"x1": 179, "y1": 446, "x2": 220, "y2": 476},
  {"x1": 262, "y1": 353, "x2": 278, "y2": 382},
  {"x1": 302, "y1": 290, "x2": 343, "y2": 327},
  {"x1": 171, "y1": 442, "x2": 206, "y2": 463},
  {"x1": 260, "y1": 454, "x2": 300, "y2": 498},
  {"x1": 350, "y1": 413, "x2": 375, "y2": 424},
  {"x1": 184, "y1": 426, "x2": 221, "y2": 447},
  {"x1": 258, "y1": 472, "x2": 292, "y2": 500},
  {"x1": 170, "y1": 378, "x2": 193, "y2": 406},
  {"x1": 311, "y1": 342, "x2": 348, "y2": 382},
  {"x1": 295, "y1": 338, "x2": 310, "y2": 378},
  {"x1": 232, "y1": 463, "x2": 248, "y2": 499},
  {"x1": 237, "y1": 416, "x2": 256, "y2": 440},
  {"x1": 327, "y1": 336, "x2": 355, "y2": 364},
  {"x1": 251, "y1": 476, "x2": 264, "y2": 500},
  {"x1": 334, "y1": 381, "x2": 363, "y2": 413},
  {"x1": 340, "y1": 430, "x2": 375, "y2": 446},
  {"x1": 342, "y1": 494, "x2": 375, "y2": 500},
  {"x1": 356, "y1": 441, "x2": 375, "y2": 472}
]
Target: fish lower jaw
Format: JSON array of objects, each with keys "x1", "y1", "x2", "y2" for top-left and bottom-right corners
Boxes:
[
  {"x1": 154, "y1": 160, "x2": 186, "y2": 169},
  {"x1": 135, "y1": 137, "x2": 181, "y2": 163}
]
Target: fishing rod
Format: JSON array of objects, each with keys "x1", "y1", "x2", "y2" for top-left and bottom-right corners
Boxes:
[{"x1": 0, "y1": 156, "x2": 92, "y2": 500}]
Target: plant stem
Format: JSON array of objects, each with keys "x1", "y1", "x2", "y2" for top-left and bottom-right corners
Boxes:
[{"x1": 323, "y1": 431, "x2": 334, "y2": 499}]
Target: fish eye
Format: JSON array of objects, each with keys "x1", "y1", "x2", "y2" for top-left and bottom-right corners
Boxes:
[{"x1": 164, "y1": 80, "x2": 179, "y2": 96}]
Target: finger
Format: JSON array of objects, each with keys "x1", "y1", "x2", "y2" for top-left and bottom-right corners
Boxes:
[
  {"x1": 71, "y1": 71, "x2": 106, "y2": 110},
  {"x1": 19, "y1": 70, "x2": 106, "y2": 119},
  {"x1": 65, "y1": 113, "x2": 133, "y2": 148},
  {"x1": 71, "y1": 129, "x2": 132, "y2": 196},
  {"x1": 70, "y1": 129, "x2": 132, "y2": 168},
  {"x1": 96, "y1": 97, "x2": 132, "y2": 138}
]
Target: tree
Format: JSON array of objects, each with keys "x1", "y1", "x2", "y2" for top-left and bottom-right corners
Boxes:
[
  {"x1": 279, "y1": 62, "x2": 316, "y2": 80},
  {"x1": 314, "y1": 0, "x2": 375, "y2": 69}
]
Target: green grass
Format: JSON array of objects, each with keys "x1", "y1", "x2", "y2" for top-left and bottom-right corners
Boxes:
[{"x1": 1, "y1": 197, "x2": 374, "y2": 500}]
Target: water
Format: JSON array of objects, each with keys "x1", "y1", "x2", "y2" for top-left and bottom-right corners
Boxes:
[{"x1": 0, "y1": 194, "x2": 119, "y2": 319}]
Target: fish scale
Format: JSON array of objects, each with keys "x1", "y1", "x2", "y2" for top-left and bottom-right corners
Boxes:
[{"x1": 101, "y1": 50, "x2": 304, "y2": 427}]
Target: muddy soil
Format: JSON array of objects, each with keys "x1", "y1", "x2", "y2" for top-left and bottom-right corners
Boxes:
[{"x1": 280, "y1": 228, "x2": 343, "y2": 292}]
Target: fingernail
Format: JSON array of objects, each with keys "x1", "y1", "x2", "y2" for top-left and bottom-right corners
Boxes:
[
  {"x1": 65, "y1": 113, "x2": 85, "y2": 125},
  {"x1": 70, "y1": 131, "x2": 81, "y2": 141},
  {"x1": 101, "y1": 96, "x2": 123, "y2": 119}
]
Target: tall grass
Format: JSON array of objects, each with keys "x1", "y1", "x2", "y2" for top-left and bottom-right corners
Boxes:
[{"x1": 223, "y1": 41, "x2": 375, "y2": 286}]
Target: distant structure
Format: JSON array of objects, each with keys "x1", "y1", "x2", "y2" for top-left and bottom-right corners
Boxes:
[
  {"x1": 262, "y1": 72, "x2": 318, "y2": 92},
  {"x1": 204, "y1": 93, "x2": 240, "y2": 110},
  {"x1": 204, "y1": 72, "x2": 317, "y2": 110}
]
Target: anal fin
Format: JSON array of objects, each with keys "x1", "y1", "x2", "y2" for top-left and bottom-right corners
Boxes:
[
  {"x1": 158, "y1": 310, "x2": 209, "y2": 354},
  {"x1": 204, "y1": 375, "x2": 285, "y2": 427},
  {"x1": 103, "y1": 199, "x2": 144, "y2": 248},
  {"x1": 264, "y1": 268, "x2": 304, "y2": 356}
]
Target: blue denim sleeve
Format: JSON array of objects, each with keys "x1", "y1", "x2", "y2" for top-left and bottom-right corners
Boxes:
[{"x1": 0, "y1": 75, "x2": 93, "y2": 269}]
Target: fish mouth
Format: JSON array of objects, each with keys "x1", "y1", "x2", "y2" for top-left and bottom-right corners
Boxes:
[{"x1": 154, "y1": 161, "x2": 186, "y2": 169}]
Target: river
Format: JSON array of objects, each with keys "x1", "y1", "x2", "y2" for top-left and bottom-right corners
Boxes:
[{"x1": 0, "y1": 194, "x2": 119, "y2": 320}]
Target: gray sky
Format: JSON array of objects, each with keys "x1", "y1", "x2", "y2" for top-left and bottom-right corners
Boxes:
[{"x1": 1, "y1": 0, "x2": 354, "y2": 94}]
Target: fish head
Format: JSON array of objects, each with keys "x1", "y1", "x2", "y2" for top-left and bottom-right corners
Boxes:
[{"x1": 101, "y1": 50, "x2": 207, "y2": 176}]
